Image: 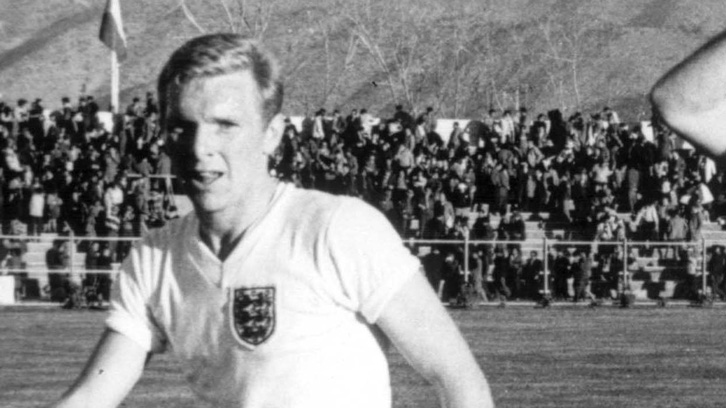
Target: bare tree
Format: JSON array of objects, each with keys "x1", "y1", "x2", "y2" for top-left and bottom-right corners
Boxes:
[
  {"x1": 178, "y1": 0, "x2": 274, "y2": 39},
  {"x1": 347, "y1": 13, "x2": 399, "y2": 104},
  {"x1": 315, "y1": 19, "x2": 360, "y2": 107},
  {"x1": 179, "y1": 0, "x2": 206, "y2": 34},
  {"x1": 347, "y1": 1, "x2": 440, "y2": 111},
  {"x1": 537, "y1": 7, "x2": 607, "y2": 112}
]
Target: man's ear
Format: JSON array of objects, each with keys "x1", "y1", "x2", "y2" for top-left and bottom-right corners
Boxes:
[{"x1": 263, "y1": 114, "x2": 285, "y2": 155}]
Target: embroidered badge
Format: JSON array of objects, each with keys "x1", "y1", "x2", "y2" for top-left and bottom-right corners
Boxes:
[{"x1": 230, "y1": 287, "x2": 276, "y2": 347}]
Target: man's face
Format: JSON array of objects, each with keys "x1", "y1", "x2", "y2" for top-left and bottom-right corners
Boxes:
[{"x1": 165, "y1": 71, "x2": 281, "y2": 216}]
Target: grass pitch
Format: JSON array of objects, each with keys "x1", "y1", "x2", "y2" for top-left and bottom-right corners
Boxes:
[{"x1": 1, "y1": 305, "x2": 725, "y2": 407}]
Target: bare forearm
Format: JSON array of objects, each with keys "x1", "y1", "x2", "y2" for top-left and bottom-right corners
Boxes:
[
  {"x1": 377, "y1": 273, "x2": 495, "y2": 408},
  {"x1": 49, "y1": 330, "x2": 147, "y2": 408},
  {"x1": 433, "y1": 366, "x2": 494, "y2": 408},
  {"x1": 652, "y1": 30, "x2": 726, "y2": 113},
  {"x1": 651, "y1": 29, "x2": 726, "y2": 158}
]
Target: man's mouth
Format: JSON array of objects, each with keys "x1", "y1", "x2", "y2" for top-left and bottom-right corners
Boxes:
[{"x1": 188, "y1": 171, "x2": 223, "y2": 186}]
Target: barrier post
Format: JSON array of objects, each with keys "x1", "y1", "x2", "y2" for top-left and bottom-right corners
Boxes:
[
  {"x1": 463, "y1": 235, "x2": 470, "y2": 284},
  {"x1": 542, "y1": 237, "x2": 549, "y2": 297},
  {"x1": 69, "y1": 230, "x2": 75, "y2": 276},
  {"x1": 702, "y1": 238, "x2": 708, "y2": 296},
  {"x1": 620, "y1": 239, "x2": 628, "y2": 297}
]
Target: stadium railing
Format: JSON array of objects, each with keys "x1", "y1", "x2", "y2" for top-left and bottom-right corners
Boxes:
[{"x1": 0, "y1": 233, "x2": 716, "y2": 304}]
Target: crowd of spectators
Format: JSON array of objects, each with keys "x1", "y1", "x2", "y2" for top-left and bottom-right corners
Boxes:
[
  {"x1": 0, "y1": 94, "x2": 176, "y2": 241},
  {"x1": 1, "y1": 93, "x2": 725, "y2": 303},
  {"x1": 0, "y1": 94, "x2": 178, "y2": 301},
  {"x1": 270, "y1": 103, "x2": 726, "y2": 303}
]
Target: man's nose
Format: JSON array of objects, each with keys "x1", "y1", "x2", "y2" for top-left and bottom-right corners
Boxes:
[{"x1": 186, "y1": 124, "x2": 217, "y2": 158}]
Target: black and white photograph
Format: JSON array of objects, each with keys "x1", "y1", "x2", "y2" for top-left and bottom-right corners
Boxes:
[{"x1": 1, "y1": 1, "x2": 726, "y2": 407}]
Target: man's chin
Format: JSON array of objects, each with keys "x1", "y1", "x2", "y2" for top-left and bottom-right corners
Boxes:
[{"x1": 188, "y1": 194, "x2": 224, "y2": 214}]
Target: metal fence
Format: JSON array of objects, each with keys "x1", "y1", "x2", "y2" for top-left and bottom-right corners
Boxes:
[
  {"x1": 403, "y1": 237, "x2": 714, "y2": 302},
  {"x1": 0, "y1": 232, "x2": 719, "y2": 303}
]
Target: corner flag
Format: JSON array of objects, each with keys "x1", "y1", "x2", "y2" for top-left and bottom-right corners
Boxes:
[{"x1": 99, "y1": 0, "x2": 127, "y2": 61}]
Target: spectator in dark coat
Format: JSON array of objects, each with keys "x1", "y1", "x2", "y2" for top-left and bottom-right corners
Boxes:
[
  {"x1": 522, "y1": 251, "x2": 543, "y2": 299},
  {"x1": 708, "y1": 245, "x2": 726, "y2": 300},
  {"x1": 553, "y1": 248, "x2": 571, "y2": 300}
]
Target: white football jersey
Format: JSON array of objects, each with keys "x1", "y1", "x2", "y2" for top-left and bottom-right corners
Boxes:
[{"x1": 106, "y1": 183, "x2": 420, "y2": 407}]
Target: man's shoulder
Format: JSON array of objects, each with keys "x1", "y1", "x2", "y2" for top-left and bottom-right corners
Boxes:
[
  {"x1": 278, "y1": 184, "x2": 388, "y2": 234},
  {"x1": 279, "y1": 184, "x2": 374, "y2": 223}
]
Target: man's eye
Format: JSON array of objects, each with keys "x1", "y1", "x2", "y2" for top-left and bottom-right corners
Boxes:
[{"x1": 218, "y1": 121, "x2": 237, "y2": 131}]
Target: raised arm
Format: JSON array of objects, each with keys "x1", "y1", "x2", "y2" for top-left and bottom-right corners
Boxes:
[
  {"x1": 376, "y1": 271, "x2": 495, "y2": 408},
  {"x1": 51, "y1": 329, "x2": 149, "y2": 408},
  {"x1": 650, "y1": 29, "x2": 726, "y2": 161}
]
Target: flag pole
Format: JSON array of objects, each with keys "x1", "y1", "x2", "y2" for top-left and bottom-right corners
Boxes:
[{"x1": 111, "y1": 50, "x2": 119, "y2": 114}]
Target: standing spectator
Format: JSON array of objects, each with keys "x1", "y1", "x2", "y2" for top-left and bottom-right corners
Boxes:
[
  {"x1": 708, "y1": 245, "x2": 726, "y2": 300},
  {"x1": 393, "y1": 105, "x2": 413, "y2": 130},
  {"x1": 418, "y1": 106, "x2": 437, "y2": 136},
  {"x1": 84, "y1": 241, "x2": 101, "y2": 300},
  {"x1": 684, "y1": 247, "x2": 700, "y2": 301},
  {"x1": 507, "y1": 211, "x2": 526, "y2": 252},
  {"x1": 45, "y1": 239, "x2": 70, "y2": 302},
  {"x1": 28, "y1": 181, "x2": 45, "y2": 237},
  {"x1": 102, "y1": 146, "x2": 120, "y2": 184},
  {"x1": 125, "y1": 97, "x2": 144, "y2": 120},
  {"x1": 421, "y1": 247, "x2": 445, "y2": 294},
  {"x1": 573, "y1": 251, "x2": 594, "y2": 303},
  {"x1": 499, "y1": 110, "x2": 515, "y2": 145},
  {"x1": 491, "y1": 162, "x2": 509, "y2": 215},
  {"x1": 95, "y1": 243, "x2": 114, "y2": 301},
  {"x1": 102, "y1": 177, "x2": 124, "y2": 259},
  {"x1": 0, "y1": 105, "x2": 13, "y2": 135},
  {"x1": 448, "y1": 122, "x2": 464, "y2": 151},
  {"x1": 507, "y1": 247, "x2": 523, "y2": 299},
  {"x1": 312, "y1": 109, "x2": 326, "y2": 141},
  {"x1": 45, "y1": 188, "x2": 62, "y2": 233},
  {"x1": 528, "y1": 168, "x2": 548, "y2": 216},
  {"x1": 522, "y1": 250, "x2": 543, "y2": 299},
  {"x1": 450, "y1": 182, "x2": 471, "y2": 219},
  {"x1": 15, "y1": 99, "x2": 30, "y2": 134},
  {"x1": 553, "y1": 247, "x2": 571, "y2": 300},
  {"x1": 103, "y1": 204, "x2": 121, "y2": 261},
  {"x1": 146, "y1": 181, "x2": 166, "y2": 229},
  {"x1": 556, "y1": 175, "x2": 574, "y2": 223},
  {"x1": 144, "y1": 92, "x2": 158, "y2": 118},
  {"x1": 625, "y1": 134, "x2": 649, "y2": 213},
  {"x1": 28, "y1": 98, "x2": 45, "y2": 147},
  {"x1": 633, "y1": 198, "x2": 659, "y2": 254},
  {"x1": 492, "y1": 248, "x2": 511, "y2": 301},
  {"x1": 687, "y1": 201, "x2": 707, "y2": 242},
  {"x1": 84, "y1": 95, "x2": 100, "y2": 131},
  {"x1": 360, "y1": 108, "x2": 376, "y2": 136},
  {"x1": 469, "y1": 248, "x2": 489, "y2": 303},
  {"x1": 103, "y1": 178, "x2": 124, "y2": 218},
  {"x1": 667, "y1": 208, "x2": 688, "y2": 259},
  {"x1": 441, "y1": 251, "x2": 463, "y2": 303}
]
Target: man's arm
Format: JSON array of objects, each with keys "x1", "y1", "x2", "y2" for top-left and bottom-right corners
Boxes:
[
  {"x1": 376, "y1": 271, "x2": 494, "y2": 408},
  {"x1": 51, "y1": 329, "x2": 149, "y2": 408},
  {"x1": 650, "y1": 29, "x2": 726, "y2": 160}
]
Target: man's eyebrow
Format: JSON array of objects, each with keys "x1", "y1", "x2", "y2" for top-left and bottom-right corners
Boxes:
[{"x1": 212, "y1": 117, "x2": 238, "y2": 127}]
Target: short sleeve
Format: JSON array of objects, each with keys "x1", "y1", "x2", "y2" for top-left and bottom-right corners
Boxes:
[
  {"x1": 105, "y1": 242, "x2": 167, "y2": 353},
  {"x1": 326, "y1": 198, "x2": 420, "y2": 323}
]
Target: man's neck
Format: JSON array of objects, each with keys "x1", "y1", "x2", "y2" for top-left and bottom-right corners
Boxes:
[{"x1": 198, "y1": 179, "x2": 280, "y2": 261}]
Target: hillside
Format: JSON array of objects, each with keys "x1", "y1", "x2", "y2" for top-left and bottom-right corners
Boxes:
[{"x1": 1, "y1": 0, "x2": 725, "y2": 121}]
